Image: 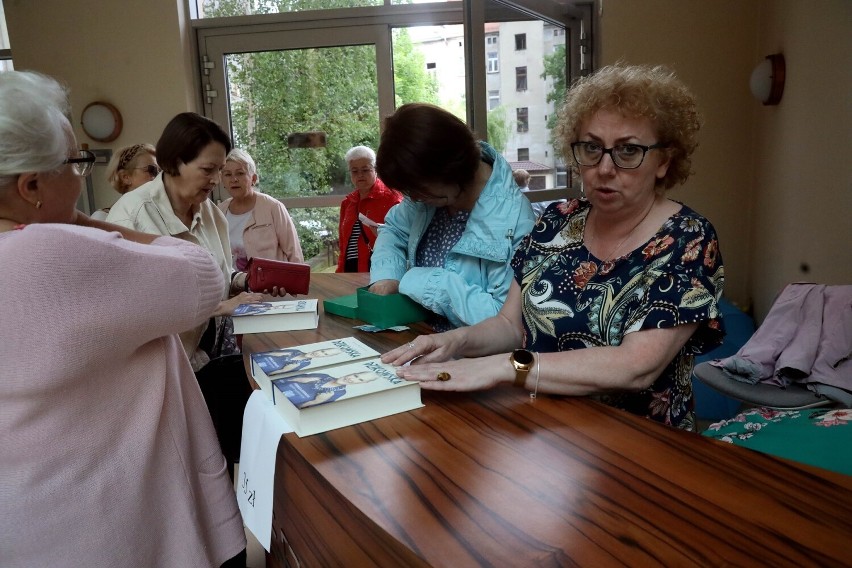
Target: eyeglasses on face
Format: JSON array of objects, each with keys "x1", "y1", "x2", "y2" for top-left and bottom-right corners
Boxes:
[
  {"x1": 135, "y1": 165, "x2": 162, "y2": 177},
  {"x1": 64, "y1": 150, "x2": 96, "y2": 177},
  {"x1": 349, "y1": 167, "x2": 375, "y2": 176},
  {"x1": 571, "y1": 141, "x2": 667, "y2": 170}
]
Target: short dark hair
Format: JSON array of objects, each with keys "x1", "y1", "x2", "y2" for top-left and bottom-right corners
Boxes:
[
  {"x1": 376, "y1": 103, "x2": 480, "y2": 196},
  {"x1": 156, "y1": 112, "x2": 232, "y2": 176}
]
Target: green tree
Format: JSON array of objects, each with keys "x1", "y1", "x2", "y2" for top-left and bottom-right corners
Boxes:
[
  {"x1": 541, "y1": 43, "x2": 567, "y2": 146},
  {"x1": 203, "y1": 0, "x2": 443, "y2": 264},
  {"x1": 486, "y1": 105, "x2": 509, "y2": 154},
  {"x1": 392, "y1": 29, "x2": 439, "y2": 107}
]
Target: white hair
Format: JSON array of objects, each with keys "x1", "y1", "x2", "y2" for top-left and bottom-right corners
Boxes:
[
  {"x1": 226, "y1": 148, "x2": 258, "y2": 179},
  {"x1": 344, "y1": 145, "x2": 376, "y2": 166},
  {"x1": 0, "y1": 71, "x2": 72, "y2": 189}
]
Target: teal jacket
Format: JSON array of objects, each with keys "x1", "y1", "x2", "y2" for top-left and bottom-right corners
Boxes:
[{"x1": 370, "y1": 142, "x2": 535, "y2": 328}]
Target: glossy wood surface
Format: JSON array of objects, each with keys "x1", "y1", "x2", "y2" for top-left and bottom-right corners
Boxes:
[{"x1": 245, "y1": 274, "x2": 852, "y2": 568}]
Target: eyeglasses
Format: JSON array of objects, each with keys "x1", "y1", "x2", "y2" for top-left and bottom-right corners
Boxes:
[
  {"x1": 135, "y1": 165, "x2": 161, "y2": 177},
  {"x1": 571, "y1": 141, "x2": 667, "y2": 170},
  {"x1": 64, "y1": 150, "x2": 96, "y2": 177},
  {"x1": 349, "y1": 167, "x2": 375, "y2": 176}
]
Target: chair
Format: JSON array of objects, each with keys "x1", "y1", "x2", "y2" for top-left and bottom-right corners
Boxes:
[
  {"x1": 693, "y1": 361, "x2": 833, "y2": 410},
  {"x1": 691, "y1": 298, "x2": 756, "y2": 421},
  {"x1": 697, "y1": 284, "x2": 851, "y2": 476}
]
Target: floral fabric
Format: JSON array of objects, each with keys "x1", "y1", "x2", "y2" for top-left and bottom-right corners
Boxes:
[
  {"x1": 511, "y1": 198, "x2": 725, "y2": 430},
  {"x1": 704, "y1": 407, "x2": 852, "y2": 475}
]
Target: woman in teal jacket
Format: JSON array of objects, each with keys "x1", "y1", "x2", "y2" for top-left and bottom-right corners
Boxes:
[{"x1": 370, "y1": 103, "x2": 535, "y2": 330}]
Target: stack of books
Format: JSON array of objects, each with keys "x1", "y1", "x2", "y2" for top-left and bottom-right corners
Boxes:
[{"x1": 250, "y1": 336, "x2": 422, "y2": 437}]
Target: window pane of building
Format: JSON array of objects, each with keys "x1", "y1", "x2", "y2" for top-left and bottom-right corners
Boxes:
[
  {"x1": 515, "y1": 66, "x2": 527, "y2": 91},
  {"x1": 514, "y1": 33, "x2": 526, "y2": 51},
  {"x1": 517, "y1": 147, "x2": 529, "y2": 161},
  {"x1": 488, "y1": 90, "x2": 500, "y2": 110},
  {"x1": 516, "y1": 107, "x2": 528, "y2": 132},
  {"x1": 487, "y1": 51, "x2": 499, "y2": 73}
]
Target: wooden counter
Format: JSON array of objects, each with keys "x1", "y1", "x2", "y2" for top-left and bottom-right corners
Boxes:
[{"x1": 243, "y1": 274, "x2": 852, "y2": 567}]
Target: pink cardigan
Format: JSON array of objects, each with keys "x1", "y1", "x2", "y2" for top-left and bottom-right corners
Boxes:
[
  {"x1": 219, "y1": 191, "x2": 303, "y2": 264},
  {"x1": 0, "y1": 224, "x2": 246, "y2": 567}
]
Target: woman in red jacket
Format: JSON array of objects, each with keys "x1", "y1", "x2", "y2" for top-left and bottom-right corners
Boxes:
[{"x1": 337, "y1": 145, "x2": 402, "y2": 272}]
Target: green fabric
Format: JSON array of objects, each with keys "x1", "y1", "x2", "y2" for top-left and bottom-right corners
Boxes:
[{"x1": 703, "y1": 407, "x2": 852, "y2": 476}]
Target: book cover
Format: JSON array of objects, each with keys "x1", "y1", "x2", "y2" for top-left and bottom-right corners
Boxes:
[
  {"x1": 271, "y1": 359, "x2": 422, "y2": 437},
  {"x1": 250, "y1": 336, "x2": 380, "y2": 399},
  {"x1": 233, "y1": 299, "x2": 319, "y2": 334}
]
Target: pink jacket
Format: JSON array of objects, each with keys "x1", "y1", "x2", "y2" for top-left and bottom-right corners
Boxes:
[
  {"x1": 219, "y1": 191, "x2": 303, "y2": 264},
  {"x1": 0, "y1": 224, "x2": 246, "y2": 567}
]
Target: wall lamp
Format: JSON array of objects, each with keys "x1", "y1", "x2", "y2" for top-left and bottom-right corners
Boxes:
[
  {"x1": 750, "y1": 53, "x2": 785, "y2": 106},
  {"x1": 81, "y1": 101, "x2": 123, "y2": 142}
]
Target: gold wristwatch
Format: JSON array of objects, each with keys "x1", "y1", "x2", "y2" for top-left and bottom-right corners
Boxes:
[{"x1": 509, "y1": 349, "x2": 535, "y2": 388}]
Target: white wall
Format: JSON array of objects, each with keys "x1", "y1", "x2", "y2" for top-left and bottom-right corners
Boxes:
[
  {"x1": 599, "y1": 0, "x2": 851, "y2": 321},
  {"x1": 747, "y1": 0, "x2": 852, "y2": 321},
  {"x1": 599, "y1": 0, "x2": 761, "y2": 312},
  {"x1": 5, "y1": 0, "x2": 195, "y2": 211}
]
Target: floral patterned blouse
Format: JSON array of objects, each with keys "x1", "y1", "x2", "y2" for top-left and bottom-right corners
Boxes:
[{"x1": 511, "y1": 198, "x2": 725, "y2": 430}]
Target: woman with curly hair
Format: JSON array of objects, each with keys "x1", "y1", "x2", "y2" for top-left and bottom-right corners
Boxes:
[{"x1": 383, "y1": 64, "x2": 725, "y2": 431}]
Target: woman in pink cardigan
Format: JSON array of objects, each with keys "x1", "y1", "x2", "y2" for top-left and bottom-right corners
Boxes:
[
  {"x1": 0, "y1": 71, "x2": 246, "y2": 567},
  {"x1": 219, "y1": 148, "x2": 303, "y2": 271}
]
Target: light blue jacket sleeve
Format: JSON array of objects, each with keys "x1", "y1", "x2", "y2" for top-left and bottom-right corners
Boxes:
[{"x1": 398, "y1": 227, "x2": 524, "y2": 327}]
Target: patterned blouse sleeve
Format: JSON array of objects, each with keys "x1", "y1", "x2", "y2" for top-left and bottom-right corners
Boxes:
[{"x1": 627, "y1": 211, "x2": 726, "y2": 355}]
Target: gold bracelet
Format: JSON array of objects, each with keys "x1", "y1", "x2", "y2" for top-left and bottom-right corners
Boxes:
[{"x1": 530, "y1": 352, "x2": 541, "y2": 399}]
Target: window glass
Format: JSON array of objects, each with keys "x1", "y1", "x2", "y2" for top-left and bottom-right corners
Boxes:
[
  {"x1": 197, "y1": 0, "x2": 380, "y2": 17},
  {"x1": 482, "y1": 6, "x2": 570, "y2": 192},
  {"x1": 488, "y1": 90, "x2": 500, "y2": 110},
  {"x1": 0, "y1": 0, "x2": 13, "y2": 71},
  {"x1": 393, "y1": 25, "x2": 464, "y2": 112},
  {"x1": 487, "y1": 51, "x2": 499, "y2": 73},
  {"x1": 516, "y1": 107, "x2": 528, "y2": 132},
  {"x1": 515, "y1": 66, "x2": 527, "y2": 91}
]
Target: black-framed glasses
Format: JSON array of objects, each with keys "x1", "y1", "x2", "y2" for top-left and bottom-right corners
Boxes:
[
  {"x1": 64, "y1": 150, "x2": 96, "y2": 177},
  {"x1": 135, "y1": 165, "x2": 162, "y2": 177},
  {"x1": 571, "y1": 141, "x2": 667, "y2": 169}
]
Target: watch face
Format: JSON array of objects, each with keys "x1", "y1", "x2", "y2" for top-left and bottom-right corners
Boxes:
[{"x1": 513, "y1": 349, "x2": 534, "y2": 366}]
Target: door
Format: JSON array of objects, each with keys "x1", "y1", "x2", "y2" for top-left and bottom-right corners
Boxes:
[{"x1": 200, "y1": 25, "x2": 392, "y2": 268}]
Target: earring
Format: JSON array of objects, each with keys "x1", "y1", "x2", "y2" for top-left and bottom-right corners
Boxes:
[{"x1": 35, "y1": 200, "x2": 42, "y2": 209}]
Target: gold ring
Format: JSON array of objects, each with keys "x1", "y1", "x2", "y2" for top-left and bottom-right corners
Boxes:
[{"x1": 436, "y1": 371, "x2": 451, "y2": 382}]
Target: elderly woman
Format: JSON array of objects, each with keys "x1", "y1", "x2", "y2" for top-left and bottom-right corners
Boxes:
[
  {"x1": 91, "y1": 143, "x2": 160, "y2": 220},
  {"x1": 0, "y1": 71, "x2": 246, "y2": 566},
  {"x1": 337, "y1": 145, "x2": 402, "y2": 272},
  {"x1": 219, "y1": 148, "x2": 303, "y2": 271},
  {"x1": 384, "y1": 65, "x2": 725, "y2": 431},
  {"x1": 108, "y1": 113, "x2": 268, "y2": 472},
  {"x1": 370, "y1": 103, "x2": 536, "y2": 331}
]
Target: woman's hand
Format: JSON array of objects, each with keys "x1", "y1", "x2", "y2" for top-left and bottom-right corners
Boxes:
[
  {"x1": 393, "y1": 354, "x2": 512, "y2": 391},
  {"x1": 369, "y1": 279, "x2": 400, "y2": 295},
  {"x1": 381, "y1": 331, "x2": 463, "y2": 366},
  {"x1": 214, "y1": 291, "x2": 265, "y2": 316}
]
